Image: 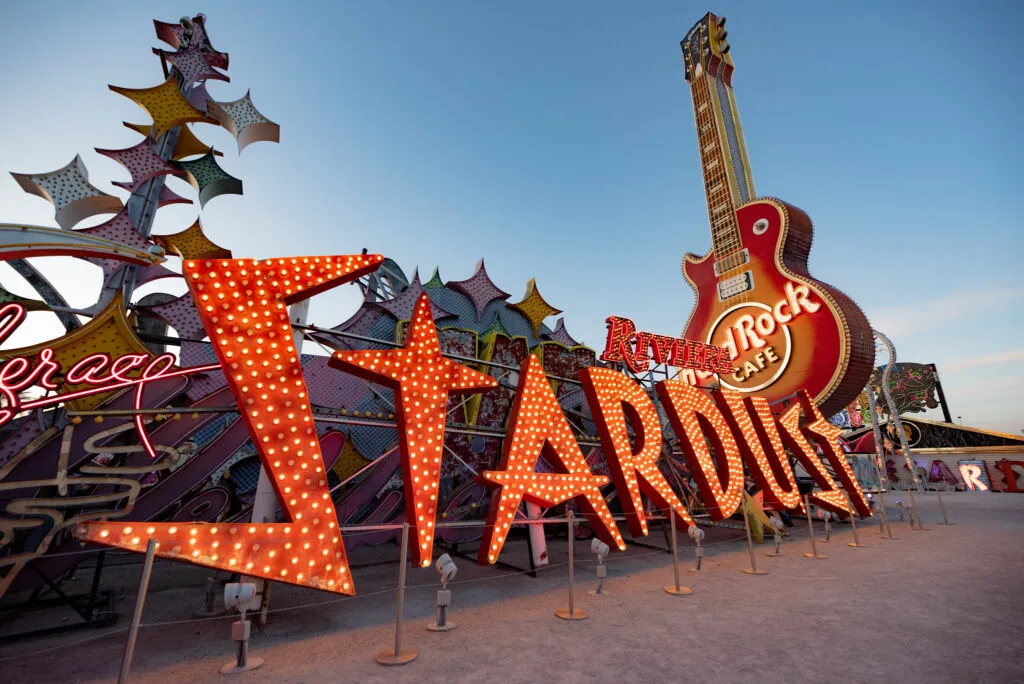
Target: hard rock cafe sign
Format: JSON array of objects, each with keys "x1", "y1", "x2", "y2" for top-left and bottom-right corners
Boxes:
[{"x1": 602, "y1": 281, "x2": 823, "y2": 393}]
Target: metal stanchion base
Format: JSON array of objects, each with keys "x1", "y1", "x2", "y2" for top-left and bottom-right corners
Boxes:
[
  {"x1": 220, "y1": 657, "x2": 263, "y2": 674},
  {"x1": 742, "y1": 568, "x2": 768, "y2": 575},
  {"x1": 555, "y1": 608, "x2": 587, "y2": 620},
  {"x1": 765, "y1": 552, "x2": 783, "y2": 557},
  {"x1": 375, "y1": 649, "x2": 418, "y2": 665},
  {"x1": 426, "y1": 622, "x2": 456, "y2": 632},
  {"x1": 687, "y1": 568, "x2": 702, "y2": 573},
  {"x1": 587, "y1": 589, "x2": 607, "y2": 596},
  {"x1": 664, "y1": 585, "x2": 693, "y2": 595},
  {"x1": 847, "y1": 542, "x2": 865, "y2": 548},
  {"x1": 803, "y1": 553, "x2": 828, "y2": 559}
]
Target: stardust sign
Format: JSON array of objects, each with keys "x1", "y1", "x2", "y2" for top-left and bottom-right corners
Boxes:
[{"x1": 25, "y1": 254, "x2": 872, "y2": 597}]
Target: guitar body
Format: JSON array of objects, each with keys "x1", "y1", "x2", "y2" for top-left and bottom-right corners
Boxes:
[{"x1": 682, "y1": 197, "x2": 874, "y2": 416}]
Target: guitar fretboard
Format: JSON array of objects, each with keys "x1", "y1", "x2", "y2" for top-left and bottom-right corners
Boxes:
[
  {"x1": 687, "y1": 61, "x2": 756, "y2": 270},
  {"x1": 690, "y1": 72, "x2": 741, "y2": 259}
]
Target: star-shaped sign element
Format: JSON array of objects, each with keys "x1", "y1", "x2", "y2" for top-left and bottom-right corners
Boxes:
[
  {"x1": 154, "y1": 218, "x2": 232, "y2": 261},
  {"x1": 477, "y1": 355, "x2": 625, "y2": 565},
  {"x1": 109, "y1": 75, "x2": 217, "y2": 140},
  {"x1": 125, "y1": 121, "x2": 221, "y2": 161},
  {"x1": 329, "y1": 293, "x2": 498, "y2": 567},
  {"x1": 509, "y1": 278, "x2": 562, "y2": 338},
  {"x1": 448, "y1": 258, "x2": 510, "y2": 321}
]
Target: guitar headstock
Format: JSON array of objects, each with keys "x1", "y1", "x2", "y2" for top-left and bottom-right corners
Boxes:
[{"x1": 681, "y1": 12, "x2": 732, "y2": 83}]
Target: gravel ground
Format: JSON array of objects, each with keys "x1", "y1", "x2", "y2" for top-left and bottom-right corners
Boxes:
[{"x1": 1, "y1": 491, "x2": 1022, "y2": 683}]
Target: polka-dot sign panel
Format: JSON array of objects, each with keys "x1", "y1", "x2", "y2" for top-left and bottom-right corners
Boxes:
[
  {"x1": 75, "y1": 208, "x2": 151, "y2": 252},
  {"x1": 97, "y1": 139, "x2": 184, "y2": 192},
  {"x1": 11, "y1": 155, "x2": 122, "y2": 229},
  {"x1": 109, "y1": 75, "x2": 217, "y2": 140},
  {"x1": 207, "y1": 91, "x2": 280, "y2": 153},
  {"x1": 154, "y1": 219, "x2": 231, "y2": 261},
  {"x1": 447, "y1": 259, "x2": 510, "y2": 321},
  {"x1": 165, "y1": 45, "x2": 229, "y2": 85},
  {"x1": 177, "y1": 152, "x2": 242, "y2": 208},
  {"x1": 509, "y1": 278, "x2": 562, "y2": 338},
  {"x1": 123, "y1": 122, "x2": 221, "y2": 161}
]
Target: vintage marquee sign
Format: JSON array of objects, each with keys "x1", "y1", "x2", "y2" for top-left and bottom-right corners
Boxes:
[
  {"x1": 59, "y1": 254, "x2": 872, "y2": 596},
  {"x1": 0, "y1": 301, "x2": 220, "y2": 458}
]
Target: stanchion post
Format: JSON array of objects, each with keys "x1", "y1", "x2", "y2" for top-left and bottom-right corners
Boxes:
[
  {"x1": 556, "y1": 510, "x2": 587, "y2": 620},
  {"x1": 664, "y1": 513, "x2": 693, "y2": 595},
  {"x1": 802, "y1": 496, "x2": 827, "y2": 559},
  {"x1": 766, "y1": 526, "x2": 783, "y2": 557},
  {"x1": 936, "y1": 488, "x2": 951, "y2": 525},
  {"x1": 848, "y1": 511, "x2": 864, "y2": 548},
  {"x1": 376, "y1": 523, "x2": 418, "y2": 666},
  {"x1": 871, "y1": 460, "x2": 895, "y2": 539},
  {"x1": 118, "y1": 539, "x2": 157, "y2": 684},
  {"x1": 906, "y1": 487, "x2": 926, "y2": 531},
  {"x1": 741, "y1": 499, "x2": 767, "y2": 575}
]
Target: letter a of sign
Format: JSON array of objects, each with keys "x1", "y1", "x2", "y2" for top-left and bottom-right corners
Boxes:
[
  {"x1": 655, "y1": 380, "x2": 744, "y2": 520},
  {"x1": 330, "y1": 293, "x2": 498, "y2": 568},
  {"x1": 477, "y1": 355, "x2": 625, "y2": 564},
  {"x1": 78, "y1": 254, "x2": 384, "y2": 595},
  {"x1": 580, "y1": 367, "x2": 695, "y2": 536}
]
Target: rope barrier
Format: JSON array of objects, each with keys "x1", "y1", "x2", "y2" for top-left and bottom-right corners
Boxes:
[{"x1": 0, "y1": 500, "x2": 885, "y2": 665}]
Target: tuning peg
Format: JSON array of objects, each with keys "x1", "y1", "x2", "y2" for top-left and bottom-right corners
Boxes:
[
  {"x1": 717, "y1": 16, "x2": 727, "y2": 29},
  {"x1": 722, "y1": 44, "x2": 731, "y2": 54},
  {"x1": 718, "y1": 29, "x2": 728, "y2": 41}
]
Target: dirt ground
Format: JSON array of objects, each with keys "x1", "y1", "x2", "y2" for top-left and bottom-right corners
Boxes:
[{"x1": 2, "y1": 492, "x2": 1022, "y2": 683}]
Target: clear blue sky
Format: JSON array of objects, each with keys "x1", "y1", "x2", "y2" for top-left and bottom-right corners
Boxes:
[{"x1": 0, "y1": 1, "x2": 1021, "y2": 432}]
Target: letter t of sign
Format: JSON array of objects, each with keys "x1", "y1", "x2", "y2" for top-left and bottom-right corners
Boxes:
[{"x1": 330, "y1": 293, "x2": 498, "y2": 567}]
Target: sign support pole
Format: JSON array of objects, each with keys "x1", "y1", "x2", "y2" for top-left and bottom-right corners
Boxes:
[
  {"x1": 555, "y1": 510, "x2": 586, "y2": 620},
  {"x1": 664, "y1": 513, "x2": 693, "y2": 595},
  {"x1": 376, "y1": 523, "x2": 418, "y2": 665},
  {"x1": 936, "y1": 488, "x2": 951, "y2": 525},
  {"x1": 741, "y1": 499, "x2": 767, "y2": 575},
  {"x1": 802, "y1": 496, "x2": 827, "y2": 559},
  {"x1": 118, "y1": 539, "x2": 157, "y2": 684}
]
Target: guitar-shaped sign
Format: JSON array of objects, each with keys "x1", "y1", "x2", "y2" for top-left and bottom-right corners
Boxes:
[{"x1": 678, "y1": 12, "x2": 873, "y2": 416}]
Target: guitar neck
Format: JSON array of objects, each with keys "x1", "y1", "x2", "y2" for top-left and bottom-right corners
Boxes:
[{"x1": 684, "y1": 20, "x2": 756, "y2": 264}]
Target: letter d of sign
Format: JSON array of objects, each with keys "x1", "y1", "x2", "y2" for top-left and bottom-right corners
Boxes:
[{"x1": 655, "y1": 379, "x2": 744, "y2": 520}]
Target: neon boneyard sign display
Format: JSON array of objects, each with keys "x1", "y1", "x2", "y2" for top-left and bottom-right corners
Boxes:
[
  {"x1": 2, "y1": 13, "x2": 874, "y2": 600},
  {"x1": 67, "y1": 257, "x2": 871, "y2": 595}
]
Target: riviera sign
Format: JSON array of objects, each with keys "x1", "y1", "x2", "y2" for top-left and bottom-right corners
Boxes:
[{"x1": 600, "y1": 315, "x2": 733, "y2": 375}]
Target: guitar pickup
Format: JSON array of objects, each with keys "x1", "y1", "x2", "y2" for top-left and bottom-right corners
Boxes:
[
  {"x1": 717, "y1": 271, "x2": 754, "y2": 301},
  {"x1": 713, "y1": 248, "x2": 749, "y2": 276}
]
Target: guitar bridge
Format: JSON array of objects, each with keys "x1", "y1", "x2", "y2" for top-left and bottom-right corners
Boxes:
[{"x1": 717, "y1": 271, "x2": 754, "y2": 301}]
